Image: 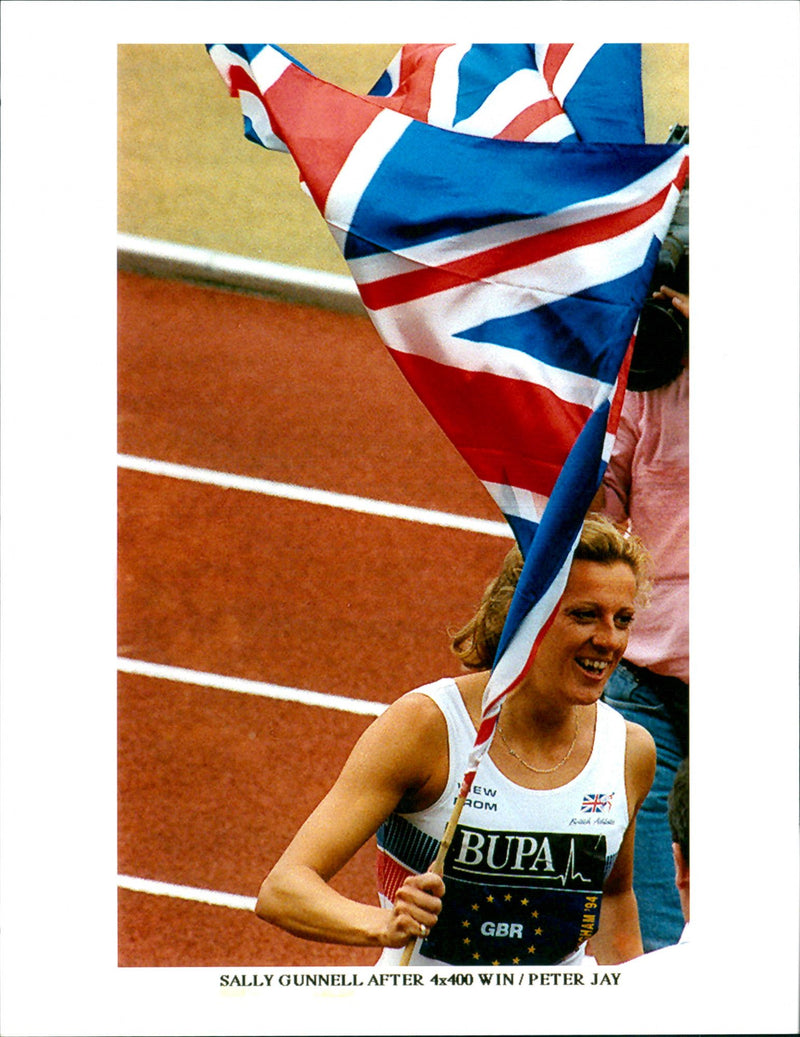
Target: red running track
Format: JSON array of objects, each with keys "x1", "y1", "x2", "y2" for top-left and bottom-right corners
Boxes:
[{"x1": 117, "y1": 271, "x2": 511, "y2": 967}]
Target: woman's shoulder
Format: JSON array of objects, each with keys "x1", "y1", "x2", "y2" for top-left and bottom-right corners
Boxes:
[
  {"x1": 375, "y1": 678, "x2": 456, "y2": 744},
  {"x1": 370, "y1": 672, "x2": 486, "y2": 772},
  {"x1": 371, "y1": 679, "x2": 457, "y2": 812},
  {"x1": 622, "y1": 718, "x2": 657, "y2": 808},
  {"x1": 623, "y1": 717, "x2": 657, "y2": 758},
  {"x1": 399, "y1": 676, "x2": 460, "y2": 707}
]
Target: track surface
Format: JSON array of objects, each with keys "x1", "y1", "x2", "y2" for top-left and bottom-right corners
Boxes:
[{"x1": 117, "y1": 271, "x2": 512, "y2": 967}]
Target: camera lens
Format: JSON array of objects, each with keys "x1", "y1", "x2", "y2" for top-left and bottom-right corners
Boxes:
[{"x1": 627, "y1": 300, "x2": 687, "y2": 391}]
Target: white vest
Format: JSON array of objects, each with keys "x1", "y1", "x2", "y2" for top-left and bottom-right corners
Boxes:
[{"x1": 376, "y1": 678, "x2": 629, "y2": 966}]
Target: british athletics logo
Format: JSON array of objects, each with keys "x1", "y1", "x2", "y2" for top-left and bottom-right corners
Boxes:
[{"x1": 581, "y1": 793, "x2": 614, "y2": 813}]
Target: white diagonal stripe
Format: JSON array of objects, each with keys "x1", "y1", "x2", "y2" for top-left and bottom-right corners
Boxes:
[
  {"x1": 551, "y1": 44, "x2": 603, "y2": 103},
  {"x1": 453, "y1": 68, "x2": 554, "y2": 137},
  {"x1": 526, "y1": 113, "x2": 576, "y2": 143},
  {"x1": 325, "y1": 108, "x2": 412, "y2": 254},
  {"x1": 237, "y1": 87, "x2": 288, "y2": 153},
  {"x1": 345, "y1": 150, "x2": 686, "y2": 285},
  {"x1": 249, "y1": 43, "x2": 294, "y2": 92},
  {"x1": 483, "y1": 481, "x2": 549, "y2": 526},
  {"x1": 366, "y1": 280, "x2": 610, "y2": 411},
  {"x1": 428, "y1": 44, "x2": 470, "y2": 127}
]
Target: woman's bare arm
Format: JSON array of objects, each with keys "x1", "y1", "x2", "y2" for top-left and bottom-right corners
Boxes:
[
  {"x1": 256, "y1": 691, "x2": 447, "y2": 949},
  {"x1": 587, "y1": 720, "x2": 656, "y2": 963}
]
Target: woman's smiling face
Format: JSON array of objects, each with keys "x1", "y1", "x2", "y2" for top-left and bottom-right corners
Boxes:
[{"x1": 525, "y1": 559, "x2": 638, "y2": 707}]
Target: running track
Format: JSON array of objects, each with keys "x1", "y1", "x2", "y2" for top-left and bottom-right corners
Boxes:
[{"x1": 117, "y1": 270, "x2": 513, "y2": 967}]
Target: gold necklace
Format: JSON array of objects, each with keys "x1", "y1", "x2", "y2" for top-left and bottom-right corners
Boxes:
[{"x1": 497, "y1": 709, "x2": 580, "y2": 774}]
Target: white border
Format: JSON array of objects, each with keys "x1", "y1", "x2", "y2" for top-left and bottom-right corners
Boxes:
[{"x1": 2, "y1": 3, "x2": 798, "y2": 1035}]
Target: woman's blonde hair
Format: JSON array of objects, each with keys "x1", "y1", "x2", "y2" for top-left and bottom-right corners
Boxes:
[{"x1": 450, "y1": 513, "x2": 651, "y2": 671}]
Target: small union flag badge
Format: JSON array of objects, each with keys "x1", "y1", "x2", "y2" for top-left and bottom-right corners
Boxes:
[{"x1": 581, "y1": 792, "x2": 614, "y2": 813}]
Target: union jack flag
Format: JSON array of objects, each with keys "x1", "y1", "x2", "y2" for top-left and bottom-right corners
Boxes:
[
  {"x1": 367, "y1": 43, "x2": 645, "y2": 144},
  {"x1": 207, "y1": 43, "x2": 688, "y2": 799},
  {"x1": 581, "y1": 792, "x2": 615, "y2": 814}
]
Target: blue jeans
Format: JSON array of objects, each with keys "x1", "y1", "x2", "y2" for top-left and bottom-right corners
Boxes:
[{"x1": 602, "y1": 661, "x2": 688, "y2": 952}]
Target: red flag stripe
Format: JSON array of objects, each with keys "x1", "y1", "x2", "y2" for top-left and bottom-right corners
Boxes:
[
  {"x1": 227, "y1": 63, "x2": 260, "y2": 98},
  {"x1": 541, "y1": 44, "x2": 573, "y2": 90},
  {"x1": 475, "y1": 715, "x2": 499, "y2": 747},
  {"x1": 496, "y1": 97, "x2": 567, "y2": 140},
  {"x1": 358, "y1": 181, "x2": 675, "y2": 311},
  {"x1": 606, "y1": 336, "x2": 635, "y2": 439},
  {"x1": 371, "y1": 44, "x2": 452, "y2": 122},
  {"x1": 262, "y1": 63, "x2": 382, "y2": 212},
  {"x1": 461, "y1": 448, "x2": 567, "y2": 498},
  {"x1": 388, "y1": 350, "x2": 591, "y2": 496}
]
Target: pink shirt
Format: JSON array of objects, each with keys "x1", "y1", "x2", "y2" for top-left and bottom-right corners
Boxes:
[{"x1": 602, "y1": 368, "x2": 689, "y2": 682}]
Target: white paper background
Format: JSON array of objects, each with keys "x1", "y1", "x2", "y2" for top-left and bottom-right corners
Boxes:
[{"x1": 1, "y1": 2, "x2": 798, "y2": 1034}]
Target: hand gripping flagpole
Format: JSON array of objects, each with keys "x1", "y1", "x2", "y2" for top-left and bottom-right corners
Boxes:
[
  {"x1": 396, "y1": 762, "x2": 482, "y2": 965},
  {"x1": 397, "y1": 788, "x2": 467, "y2": 966}
]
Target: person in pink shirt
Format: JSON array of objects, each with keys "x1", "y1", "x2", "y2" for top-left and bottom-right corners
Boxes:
[{"x1": 595, "y1": 285, "x2": 689, "y2": 951}]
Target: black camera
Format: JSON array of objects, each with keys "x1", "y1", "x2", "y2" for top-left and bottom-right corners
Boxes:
[{"x1": 627, "y1": 125, "x2": 689, "y2": 392}]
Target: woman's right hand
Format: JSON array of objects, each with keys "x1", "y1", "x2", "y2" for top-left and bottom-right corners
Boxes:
[{"x1": 380, "y1": 870, "x2": 445, "y2": 948}]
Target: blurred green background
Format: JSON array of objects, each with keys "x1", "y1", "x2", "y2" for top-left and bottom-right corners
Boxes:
[{"x1": 118, "y1": 44, "x2": 689, "y2": 274}]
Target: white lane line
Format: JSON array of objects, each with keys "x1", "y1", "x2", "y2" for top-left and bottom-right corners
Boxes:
[
  {"x1": 118, "y1": 874, "x2": 256, "y2": 912},
  {"x1": 117, "y1": 657, "x2": 389, "y2": 717},
  {"x1": 117, "y1": 453, "x2": 512, "y2": 539}
]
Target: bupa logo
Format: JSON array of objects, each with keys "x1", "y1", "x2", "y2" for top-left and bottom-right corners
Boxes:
[{"x1": 446, "y1": 825, "x2": 607, "y2": 888}]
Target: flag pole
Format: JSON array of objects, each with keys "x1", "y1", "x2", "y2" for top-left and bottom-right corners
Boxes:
[
  {"x1": 397, "y1": 628, "x2": 534, "y2": 965},
  {"x1": 398, "y1": 779, "x2": 471, "y2": 966}
]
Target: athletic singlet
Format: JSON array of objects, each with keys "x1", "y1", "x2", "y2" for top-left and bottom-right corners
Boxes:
[{"x1": 375, "y1": 678, "x2": 630, "y2": 967}]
